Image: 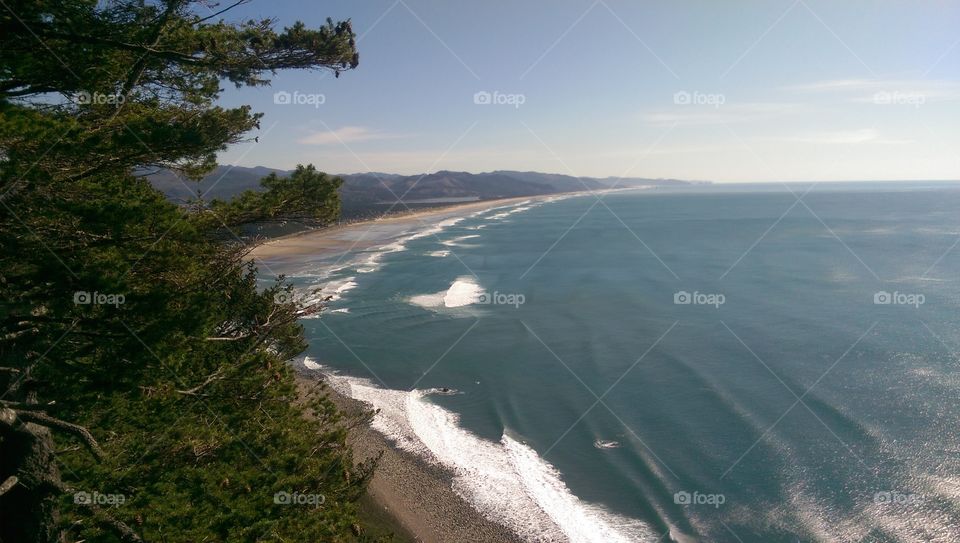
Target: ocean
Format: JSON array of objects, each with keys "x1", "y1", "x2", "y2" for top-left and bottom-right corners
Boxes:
[{"x1": 287, "y1": 183, "x2": 960, "y2": 542}]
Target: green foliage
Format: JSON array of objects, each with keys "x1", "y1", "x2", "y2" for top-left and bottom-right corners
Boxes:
[
  {"x1": 0, "y1": 1, "x2": 380, "y2": 541},
  {"x1": 206, "y1": 164, "x2": 344, "y2": 230}
]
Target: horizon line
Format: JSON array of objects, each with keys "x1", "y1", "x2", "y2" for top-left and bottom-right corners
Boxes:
[{"x1": 217, "y1": 165, "x2": 960, "y2": 185}]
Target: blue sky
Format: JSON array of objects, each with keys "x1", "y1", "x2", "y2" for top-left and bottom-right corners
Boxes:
[{"x1": 216, "y1": 0, "x2": 960, "y2": 182}]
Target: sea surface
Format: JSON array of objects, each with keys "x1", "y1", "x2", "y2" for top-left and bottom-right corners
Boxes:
[{"x1": 284, "y1": 183, "x2": 960, "y2": 542}]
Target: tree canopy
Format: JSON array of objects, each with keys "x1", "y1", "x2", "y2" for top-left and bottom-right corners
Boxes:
[{"x1": 0, "y1": 1, "x2": 376, "y2": 541}]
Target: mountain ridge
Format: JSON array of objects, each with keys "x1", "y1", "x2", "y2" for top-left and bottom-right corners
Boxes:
[{"x1": 150, "y1": 165, "x2": 704, "y2": 204}]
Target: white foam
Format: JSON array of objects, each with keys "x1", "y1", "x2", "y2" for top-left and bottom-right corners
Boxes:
[
  {"x1": 407, "y1": 291, "x2": 445, "y2": 308},
  {"x1": 406, "y1": 217, "x2": 465, "y2": 241},
  {"x1": 288, "y1": 261, "x2": 352, "y2": 280},
  {"x1": 409, "y1": 277, "x2": 484, "y2": 309},
  {"x1": 444, "y1": 278, "x2": 484, "y2": 307},
  {"x1": 299, "y1": 276, "x2": 358, "y2": 307},
  {"x1": 351, "y1": 217, "x2": 471, "y2": 273},
  {"x1": 357, "y1": 241, "x2": 408, "y2": 273},
  {"x1": 303, "y1": 356, "x2": 322, "y2": 370},
  {"x1": 321, "y1": 371, "x2": 657, "y2": 542},
  {"x1": 441, "y1": 234, "x2": 481, "y2": 247},
  {"x1": 427, "y1": 250, "x2": 451, "y2": 258},
  {"x1": 330, "y1": 277, "x2": 357, "y2": 299},
  {"x1": 485, "y1": 202, "x2": 540, "y2": 221},
  {"x1": 336, "y1": 279, "x2": 357, "y2": 292}
]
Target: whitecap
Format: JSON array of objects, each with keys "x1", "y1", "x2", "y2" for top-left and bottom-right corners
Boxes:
[
  {"x1": 484, "y1": 202, "x2": 540, "y2": 221},
  {"x1": 408, "y1": 291, "x2": 446, "y2": 308},
  {"x1": 409, "y1": 277, "x2": 484, "y2": 309},
  {"x1": 405, "y1": 217, "x2": 466, "y2": 241},
  {"x1": 443, "y1": 279, "x2": 484, "y2": 307},
  {"x1": 357, "y1": 241, "x2": 408, "y2": 273},
  {"x1": 441, "y1": 234, "x2": 481, "y2": 247},
  {"x1": 329, "y1": 277, "x2": 357, "y2": 300},
  {"x1": 328, "y1": 373, "x2": 659, "y2": 542}
]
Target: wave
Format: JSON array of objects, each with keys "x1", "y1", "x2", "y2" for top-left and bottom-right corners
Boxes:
[
  {"x1": 441, "y1": 234, "x2": 481, "y2": 247},
  {"x1": 405, "y1": 216, "x2": 466, "y2": 241},
  {"x1": 355, "y1": 217, "x2": 471, "y2": 272},
  {"x1": 287, "y1": 261, "x2": 354, "y2": 280},
  {"x1": 357, "y1": 240, "x2": 408, "y2": 273},
  {"x1": 409, "y1": 277, "x2": 484, "y2": 309},
  {"x1": 482, "y1": 201, "x2": 543, "y2": 221},
  {"x1": 330, "y1": 277, "x2": 358, "y2": 299},
  {"x1": 314, "y1": 365, "x2": 658, "y2": 542},
  {"x1": 491, "y1": 206, "x2": 534, "y2": 220}
]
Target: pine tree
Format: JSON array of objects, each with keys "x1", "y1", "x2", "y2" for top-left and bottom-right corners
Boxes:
[{"x1": 0, "y1": 1, "x2": 376, "y2": 540}]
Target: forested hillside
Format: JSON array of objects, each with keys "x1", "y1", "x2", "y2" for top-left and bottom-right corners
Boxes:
[{"x1": 0, "y1": 1, "x2": 383, "y2": 541}]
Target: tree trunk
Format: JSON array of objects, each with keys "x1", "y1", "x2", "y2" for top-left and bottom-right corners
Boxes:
[{"x1": 0, "y1": 416, "x2": 63, "y2": 543}]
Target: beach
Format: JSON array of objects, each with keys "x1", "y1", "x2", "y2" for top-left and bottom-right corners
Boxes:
[
  {"x1": 295, "y1": 372, "x2": 522, "y2": 542},
  {"x1": 249, "y1": 195, "x2": 548, "y2": 268}
]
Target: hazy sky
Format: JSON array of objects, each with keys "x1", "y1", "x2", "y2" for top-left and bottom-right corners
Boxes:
[{"x1": 216, "y1": 0, "x2": 960, "y2": 182}]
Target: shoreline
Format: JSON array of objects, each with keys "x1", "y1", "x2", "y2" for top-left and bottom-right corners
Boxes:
[
  {"x1": 296, "y1": 372, "x2": 522, "y2": 543},
  {"x1": 247, "y1": 192, "x2": 593, "y2": 268},
  {"x1": 275, "y1": 195, "x2": 548, "y2": 542},
  {"x1": 278, "y1": 188, "x2": 648, "y2": 542}
]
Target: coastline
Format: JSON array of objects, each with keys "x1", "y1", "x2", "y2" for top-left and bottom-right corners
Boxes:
[
  {"x1": 269, "y1": 195, "x2": 551, "y2": 542},
  {"x1": 248, "y1": 193, "x2": 587, "y2": 269},
  {"x1": 275, "y1": 189, "x2": 648, "y2": 542},
  {"x1": 296, "y1": 372, "x2": 522, "y2": 543}
]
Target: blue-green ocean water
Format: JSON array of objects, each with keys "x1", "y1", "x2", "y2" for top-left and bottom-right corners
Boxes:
[{"x1": 289, "y1": 183, "x2": 960, "y2": 542}]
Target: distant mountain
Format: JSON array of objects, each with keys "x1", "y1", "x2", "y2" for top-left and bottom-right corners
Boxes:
[
  {"x1": 147, "y1": 166, "x2": 703, "y2": 220},
  {"x1": 148, "y1": 165, "x2": 288, "y2": 203},
  {"x1": 336, "y1": 170, "x2": 602, "y2": 204}
]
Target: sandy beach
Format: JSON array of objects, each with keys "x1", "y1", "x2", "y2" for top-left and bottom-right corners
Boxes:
[
  {"x1": 296, "y1": 372, "x2": 522, "y2": 542},
  {"x1": 248, "y1": 194, "x2": 574, "y2": 270}
]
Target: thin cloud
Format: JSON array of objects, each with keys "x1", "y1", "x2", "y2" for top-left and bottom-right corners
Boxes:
[
  {"x1": 788, "y1": 129, "x2": 912, "y2": 145},
  {"x1": 784, "y1": 79, "x2": 878, "y2": 92},
  {"x1": 784, "y1": 79, "x2": 960, "y2": 103},
  {"x1": 641, "y1": 102, "x2": 806, "y2": 127},
  {"x1": 298, "y1": 126, "x2": 406, "y2": 145}
]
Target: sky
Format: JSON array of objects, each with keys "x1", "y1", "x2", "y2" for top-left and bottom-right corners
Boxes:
[{"x1": 215, "y1": 0, "x2": 960, "y2": 182}]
